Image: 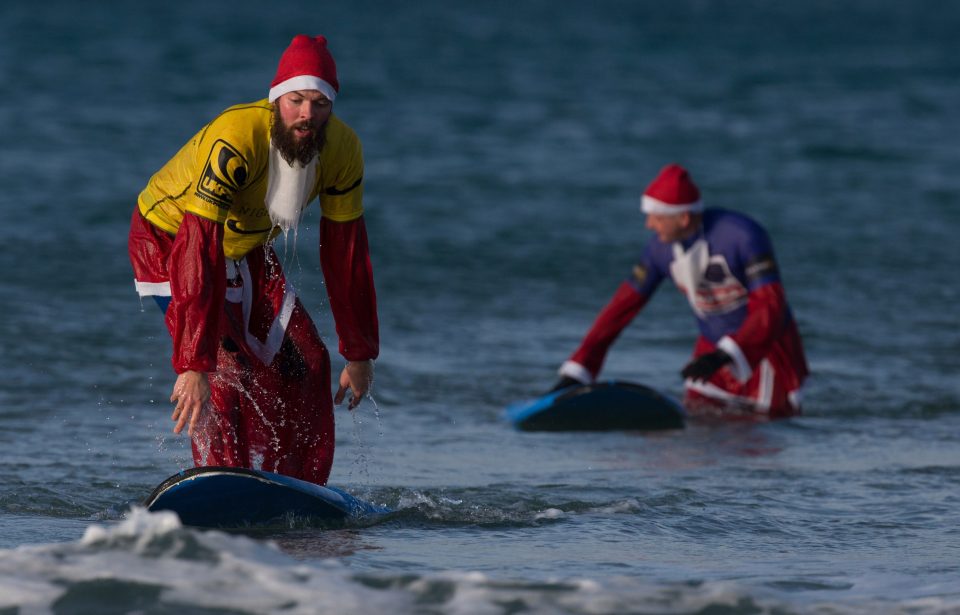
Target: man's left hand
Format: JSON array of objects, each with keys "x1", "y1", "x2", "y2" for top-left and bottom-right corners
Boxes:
[
  {"x1": 681, "y1": 350, "x2": 732, "y2": 382},
  {"x1": 335, "y1": 360, "x2": 375, "y2": 410}
]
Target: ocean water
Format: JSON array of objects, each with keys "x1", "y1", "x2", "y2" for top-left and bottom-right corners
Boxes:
[{"x1": 2, "y1": 0, "x2": 959, "y2": 613}]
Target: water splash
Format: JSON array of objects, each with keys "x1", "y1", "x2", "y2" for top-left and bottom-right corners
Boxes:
[
  {"x1": 344, "y1": 392, "x2": 386, "y2": 486},
  {"x1": 366, "y1": 393, "x2": 385, "y2": 438},
  {"x1": 272, "y1": 227, "x2": 302, "y2": 271},
  {"x1": 348, "y1": 405, "x2": 372, "y2": 485}
]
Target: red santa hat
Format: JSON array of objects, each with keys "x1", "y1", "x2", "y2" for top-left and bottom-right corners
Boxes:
[
  {"x1": 268, "y1": 35, "x2": 339, "y2": 103},
  {"x1": 640, "y1": 163, "x2": 703, "y2": 215}
]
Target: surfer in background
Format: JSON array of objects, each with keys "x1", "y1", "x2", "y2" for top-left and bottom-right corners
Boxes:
[
  {"x1": 552, "y1": 164, "x2": 808, "y2": 418},
  {"x1": 128, "y1": 35, "x2": 379, "y2": 484}
]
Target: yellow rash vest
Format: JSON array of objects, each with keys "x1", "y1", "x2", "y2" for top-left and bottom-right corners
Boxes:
[{"x1": 137, "y1": 99, "x2": 364, "y2": 261}]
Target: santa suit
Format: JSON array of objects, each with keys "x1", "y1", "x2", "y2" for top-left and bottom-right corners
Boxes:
[
  {"x1": 561, "y1": 208, "x2": 807, "y2": 418},
  {"x1": 128, "y1": 99, "x2": 378, "y2": 484}
]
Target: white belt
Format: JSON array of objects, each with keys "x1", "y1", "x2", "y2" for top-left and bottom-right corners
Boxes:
[{"x1": 684, "y1": 358, "x2": 776, "y2": 413}]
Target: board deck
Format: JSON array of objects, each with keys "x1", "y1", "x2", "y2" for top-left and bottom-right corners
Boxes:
[
  {"x1": 144, "y1": 466, "x2": 389, "y2": 528},
  {"x1": 505, "y1": 380, "x2": 685, "y2": 431}
]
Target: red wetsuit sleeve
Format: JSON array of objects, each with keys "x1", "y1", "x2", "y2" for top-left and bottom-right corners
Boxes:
[
  {"x1": 569, "y1": 280, "x2": 648, "y2": 377},
  {"x1": 320, "y1": 215, "x2": 380, "y2": 361},
  {"x1": 165, "y1": 212, "x2": 225, "y2": 374},
  {"x1": 728, "y1": 281, "x2": 789, "y2": 367}
]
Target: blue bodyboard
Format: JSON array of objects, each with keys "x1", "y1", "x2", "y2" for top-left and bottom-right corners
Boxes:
[
  {"x1": 505, "y1": 380, "x2": 685, "y2": 431},
  {"x1": 144, "y1": 466, "x2": 389, "y2": 528}
]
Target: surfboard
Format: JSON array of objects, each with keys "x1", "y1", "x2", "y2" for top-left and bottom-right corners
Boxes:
[
  {"x1": 144, "y1": 466, "x2": 389, "y2": 528},
  {"x1": 505, "y1": 380, "x2": 685, "y2": 431}
]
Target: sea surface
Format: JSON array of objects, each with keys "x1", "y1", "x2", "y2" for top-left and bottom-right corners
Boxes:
[{"x1": 1, "y1": 1, "x2": 959, "y2": 613}]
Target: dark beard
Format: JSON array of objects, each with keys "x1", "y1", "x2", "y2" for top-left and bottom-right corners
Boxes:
[{"x1": 270, "y1": 107, "x2": 327, "y2": 166}]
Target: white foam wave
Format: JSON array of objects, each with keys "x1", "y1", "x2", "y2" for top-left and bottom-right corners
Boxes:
[
  {"x1": 0, "y1": 507, "x2": 410, "y2": 614},
  {"x1": 2, "y1": 509, "x2": 958, "y2": 614},
  {"x1": 81, "y1": 506, "x2": 181, "y2": 544},
  {"x1": 533, "y1": 507, "x2": 565, "y2": 520}
]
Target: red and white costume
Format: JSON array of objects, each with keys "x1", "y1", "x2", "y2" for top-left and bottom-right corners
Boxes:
[
  {"x1": 560, "y1": 165, "x2": 808, "y2": 418},
  {"x1": 128, "y1": 36, "x2": 378, "y2": 483}
]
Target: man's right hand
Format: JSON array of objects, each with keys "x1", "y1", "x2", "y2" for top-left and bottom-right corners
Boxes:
[{"x1": 170, "y1": 370, "x2": 211, "y2": 437}]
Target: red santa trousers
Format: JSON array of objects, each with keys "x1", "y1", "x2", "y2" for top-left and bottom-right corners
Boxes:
[
  {"x1": 682, "y1": 333, "x2": 805, "y2": 420},
  {"x1": 129, "y1": 210, "x2": 335, "y2": 484}
]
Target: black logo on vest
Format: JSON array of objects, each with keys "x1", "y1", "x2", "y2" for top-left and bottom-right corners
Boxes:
[
  {"x1": 196, "y1": 139, "x2": 248, "y2": 209},
  {"x1": 226, "y1": 219, "x2": 273, "y2": 235}
]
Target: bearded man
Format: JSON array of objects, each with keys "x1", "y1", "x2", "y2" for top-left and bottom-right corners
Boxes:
[{"x1": 128, "y1": 35, "x2": 379, "y2": 485}]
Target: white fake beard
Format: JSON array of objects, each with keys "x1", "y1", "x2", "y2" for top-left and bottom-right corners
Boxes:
[{"x1": 265, "y1": 140, "x2": 317, "y2": 234}]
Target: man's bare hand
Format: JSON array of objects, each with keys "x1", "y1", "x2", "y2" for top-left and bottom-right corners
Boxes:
[
  {"x1": 334, "y1": 360, "x2": 374, "y2": 410},
  {"x1": 170, "y1": 370, "x2": 211, "y2": 437}
]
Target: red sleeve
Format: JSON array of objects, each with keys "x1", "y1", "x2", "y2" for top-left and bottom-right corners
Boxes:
[
  {"x1": 569, "y1": 280, "x2": 648, "y2": 377},
  {"x1": 729, "y1": 281, "x2": 788, "y2": 366},
  {"x1": 320, "y1": 215, "x2": 380, "y2": 361},
  {"x1": 165, "y1": 212, "x2": 225, "y2": 374}
]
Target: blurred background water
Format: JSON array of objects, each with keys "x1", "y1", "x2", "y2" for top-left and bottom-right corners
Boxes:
[{"x1": 1, "y1": 0, "x2": 958, "y2": 613}]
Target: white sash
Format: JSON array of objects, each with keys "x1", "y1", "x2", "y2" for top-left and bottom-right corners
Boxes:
[{"x1": 224, "y1": 258, "x2": 297, "y2": 366}]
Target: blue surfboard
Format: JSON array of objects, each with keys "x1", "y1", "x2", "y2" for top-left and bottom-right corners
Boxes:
[
  {"x1": 144, "y1": 466, "x2": 389, "y2": 528},
  {"x1": 505, "y1": 380, "x2": 685, "y2": 431}
]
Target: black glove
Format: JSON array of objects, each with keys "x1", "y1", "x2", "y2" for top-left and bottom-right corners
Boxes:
[
  {"x1": 681, "y1": 350, "x2": 732, "y2": 382},
  {"x1": 548, "y1": 376, "x2": 582, "y2": 393}
]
